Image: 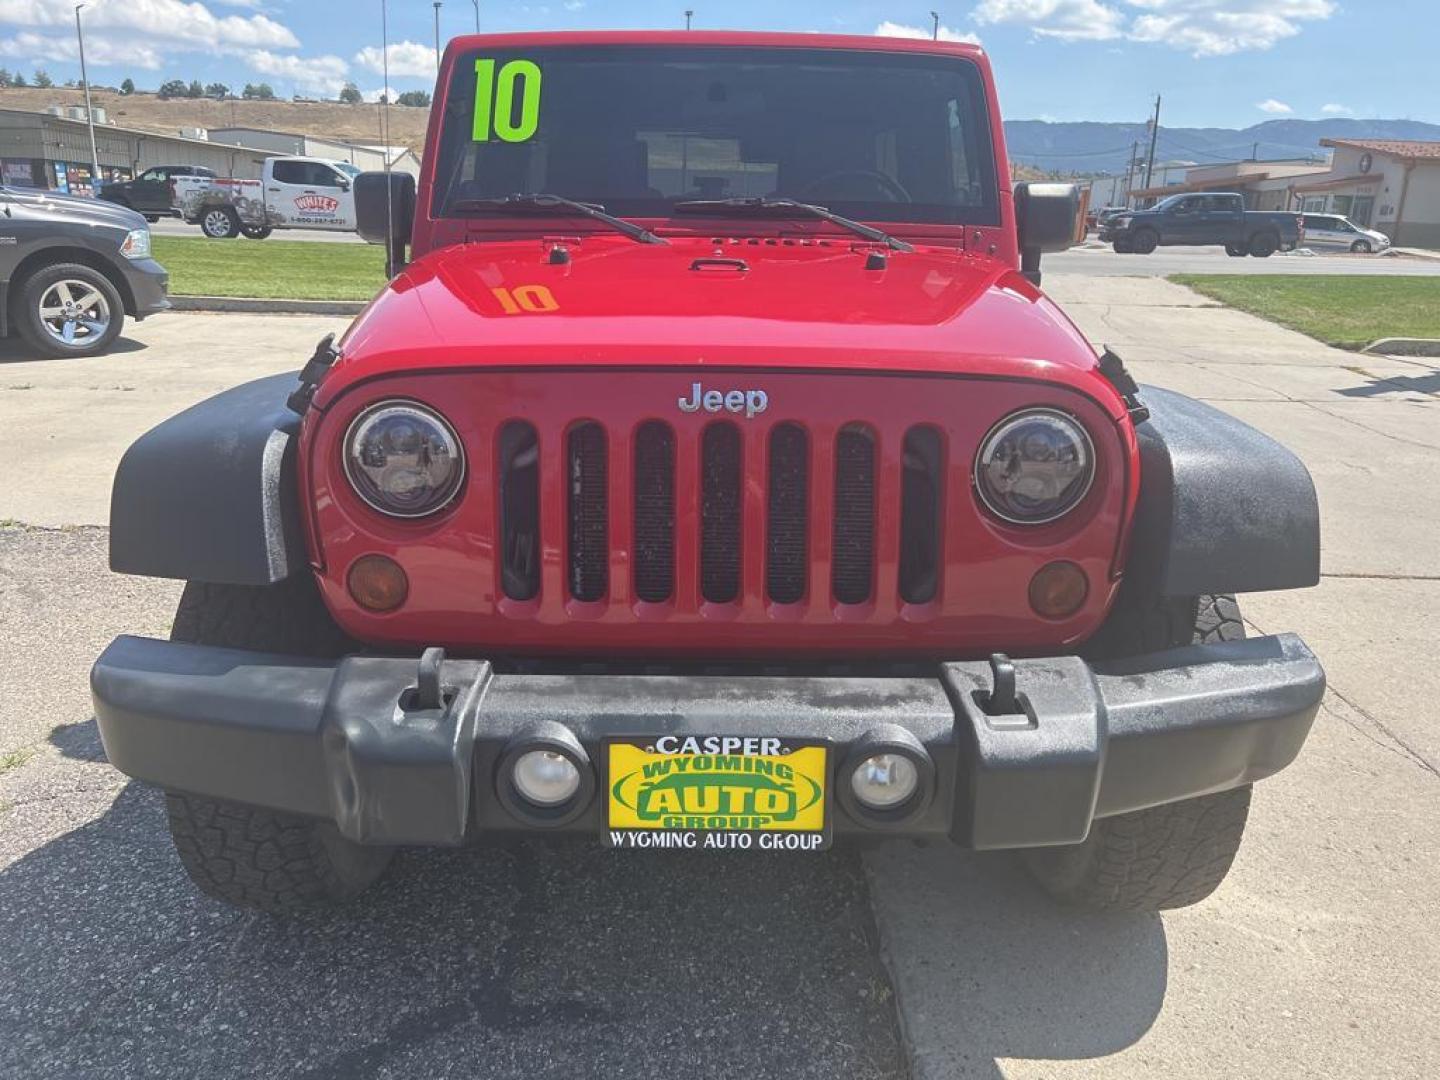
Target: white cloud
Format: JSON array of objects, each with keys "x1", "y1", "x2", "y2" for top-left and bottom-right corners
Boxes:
[
  {"x1": 1255, "y1": 98, "x2": 1292, "y2": 114},
  {"x1": 354, "y1": 40, "x2": 438, "y2": 80},
  {"x1": 971, "y1": 0, "x2": 1336, "y2": 55},
  {"x1": 564, "y1": 0, "x2": 586, "y2": 9},
  {"x1": 244, "y1": 49, "x2": 350, "y2": 96},
  {"x1": 874, "y1": 20, "x2": 982, "y2": 44},
  {"x1": 0, "y1": 28, "x2": 164, "y2": 69},
  {"x1": 1321, "y1": 102, "x2": 1352, "y2": 115}
]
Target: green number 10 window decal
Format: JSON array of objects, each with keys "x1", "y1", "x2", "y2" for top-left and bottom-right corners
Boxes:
[{"x1": 473, "y1": 58, "x2": 542, "y2": 143}]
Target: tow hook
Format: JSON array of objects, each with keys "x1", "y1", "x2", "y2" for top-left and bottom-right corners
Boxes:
[
  {"x1": 983, "y1": 653, "x2": 1018, "y2": 715},
  {"x1": 414, "y1": 647, "x2": 447, "y2": 711}
]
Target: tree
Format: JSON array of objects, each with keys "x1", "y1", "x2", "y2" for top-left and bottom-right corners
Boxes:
[
  {"x1": 0, "y1": 68, "x2": 10, "y2": 89},
  {"x1": 396, "y1": 90, "x2": 431, "y2": 107},
  {"x1": 242, "y1": 82, "x2": 275, "y2": 100},
  {"x1": 32, "y1": 69, "x2": 53, "y2": 88},
  {"x1": 187, "y1": 79, "x2": 204, "y2": 98},
  {"x1": 205, "y1": 82, "x2": 229, "y2": 98},
  {"x1": 158, "y1": 79, "x2": 188, "y2": 99},
  {"x1": 13, "y1": 72, "x2": 27, "y2": 87},
  {"x1": 338, "y1": 81, "x2": 363, "y2": 105},
  {"x1": 120, "y1": 78, "x2": 135, "y2": 95}
]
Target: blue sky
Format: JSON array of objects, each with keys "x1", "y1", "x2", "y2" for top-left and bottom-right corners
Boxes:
[{"x1": 1, "y1": 1, "x2": 1434, "y2": 129}]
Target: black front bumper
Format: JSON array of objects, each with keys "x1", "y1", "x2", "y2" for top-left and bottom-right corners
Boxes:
[
  {"x1": 120, "y1": 257, "x2": 170, "y2": 319},
  {"x1": 91, "y1": 634, "x2": 1323, "y2": 850}
]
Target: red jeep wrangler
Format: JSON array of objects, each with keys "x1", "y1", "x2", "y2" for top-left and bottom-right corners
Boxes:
[{"x1": 92, "y1": 32, "x2": 1324, "y2": 914}]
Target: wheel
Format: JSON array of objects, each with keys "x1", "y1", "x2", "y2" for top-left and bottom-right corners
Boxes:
[
  {"x1": 1131, "y1": 229, "x2": 1158, "y2": 255},
  {"x1": 164, "y1": 578, "x2": 389, "y2": 913},
  {"x1": 1026, "y1": 595, "x2": 1253, "y2": 911},
  {"x1": 144, "y1": 214, "x2": 161, "y2": 224},
  {"x1": 1112, "y1": 239, "x2": 1133, "y2": 254},
  {"x1": 1350, "y1": 239, "x2": 1373, "y2": 254},
  {"x1": 1249, "y1": 232, "x2": 1278, "y2": 258},
  {"x1": 241, "y1": 224, "x2": 273, "y2": 240},
  {"x1": 1225, "y1": 242, "x2": 1247, "y2": 257},
  {"x1": 14, "y1": 262, "x2": 125, "y2": 359},
  {"x1": 201, "y1": 206, "x2": 240, "y2": 238}
]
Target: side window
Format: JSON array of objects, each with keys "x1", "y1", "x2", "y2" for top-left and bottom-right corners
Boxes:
[
  {"x1": 271, "y1": 160, "x2": 307, "y2": 185},
  {"x1": 140, "y1": 168, "x2": 165, "y2": 183}
]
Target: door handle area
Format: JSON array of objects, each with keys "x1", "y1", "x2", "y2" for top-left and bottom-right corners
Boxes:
[{"x1": 267, "y1": 186, "x2": 281, "y2": 192}]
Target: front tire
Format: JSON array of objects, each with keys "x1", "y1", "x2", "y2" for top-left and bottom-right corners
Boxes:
[
  {"x1": 241, "y1": 224, "x2": 273, "y2": 240},
  {"x1": 1112, "y1": 239, "x2": 1134, "y2": 254},
  {"x1": 164, "y1": 578, "x2": 389, "y2": 913},
  {"x1": 1350, "y1": 239, "x2": 1373, "y2": 254},
  {"x1": 1131, "y1": 229, "x2": 1158, "y2": 255},
  {"x1": 14, "y1": 262, "x2": 125, "y2": 359},
  {"x1": 1026, "y1": 594, "x2": 1252, "y2": 911},
  {"x1": 1225, "y1": 242, "x2": 1247, "y2": 257}
]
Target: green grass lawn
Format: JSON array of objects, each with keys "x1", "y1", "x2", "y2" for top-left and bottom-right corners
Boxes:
[
  {"x1": 1169, "y1": 274, "x2": 1440, "y2": 348},
  {"x1": 153, "y1": 235, "x2": 388, "y2": 301}
]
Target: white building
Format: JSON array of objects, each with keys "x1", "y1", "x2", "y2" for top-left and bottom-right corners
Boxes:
[{"x1": 206, "y1": 127, "x2": 421, "y2": 176}]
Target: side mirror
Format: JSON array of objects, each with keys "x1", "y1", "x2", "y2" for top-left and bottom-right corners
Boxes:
[
  {"x1": 1014, "y1": 182, "x2": 1080, "y2": 287},
  {"x1": 355, "y1": 171, "x2": 417, "y2": 275},
  {"x1": 335, "y1": 177, "x2": 351, "y2": 192}
]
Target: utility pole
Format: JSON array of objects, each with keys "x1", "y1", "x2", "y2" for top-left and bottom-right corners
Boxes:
[
  {"x1": 1123, "y1": 140, "x2": 1138, "y2": 207},
  {"x1": 931, "y1": 11, "x2": 940, "y2": 40},
  {"x1": 685, "y1": 9, "x2": 693, "y2": 29},
  {"x1": 471, "y1": 0, "x2": 479, "y2": 33},
  {"x1": 74, "y1": 3, "x2": 100, "y2": 195},
  {"x1": 433, "y1": 1, "x2": 443, "y2": 69},
  {"x1": 1251, "y1": 141, "x2": 1259, "y2": 161},
  {"x1": 1142, "y1": 93, "x2": 1161, "y2": 193}
]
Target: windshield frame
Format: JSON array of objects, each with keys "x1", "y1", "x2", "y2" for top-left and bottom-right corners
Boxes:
[{"x1": 425, "y1": 39, "x2": 1001, "y2": 237}]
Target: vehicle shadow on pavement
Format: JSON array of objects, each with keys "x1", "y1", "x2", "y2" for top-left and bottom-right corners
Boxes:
[
  {"x1": 0, "y1": 719, "x2": 906, "y2": 1080},
  {"x1": 0, "y1": 335, "x2": 147, "y2": 363},
  {"x1": 863, "y1": 842, "x2": 1168, "y2": 1078}
]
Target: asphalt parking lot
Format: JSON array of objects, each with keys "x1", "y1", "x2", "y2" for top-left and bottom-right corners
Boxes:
[{"x1": 2, "y1": 280, "x2": 1438, "y2": 1077}]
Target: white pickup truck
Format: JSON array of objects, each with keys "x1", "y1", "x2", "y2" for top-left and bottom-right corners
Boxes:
[{"x1": 172, "y1": 156, "x2": 361, "y2": 239}]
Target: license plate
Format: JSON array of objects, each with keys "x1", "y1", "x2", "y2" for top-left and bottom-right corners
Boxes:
[{"x1": 605, "y1": 737, "x2": 829, "y2": 851}]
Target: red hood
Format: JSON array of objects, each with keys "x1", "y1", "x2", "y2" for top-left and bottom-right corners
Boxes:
[{"x1": 321, "y1": 235, "x2": 1109, "y2": 412}]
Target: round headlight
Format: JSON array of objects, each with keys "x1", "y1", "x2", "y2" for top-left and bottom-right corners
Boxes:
[
  {"x1": 850, "y1": 753, "x2": 920, "y2": 810},
  {"x1": 512, "y1": 750, "x2": 582, "y2": 807},
  {"x1": 344, "y1": 401, "x2": 465, "y2": 518},
  {"x1": 974, "y1": 408, "x2": 1094, "y2": 525}
]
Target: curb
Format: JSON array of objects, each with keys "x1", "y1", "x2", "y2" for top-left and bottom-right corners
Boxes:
[
  {"x1": 167, "y1": 295, "x2": 366, "y2": 316},
  {"x1": 1362, "y1": 337, "x2": 1440, "y2": 357}
]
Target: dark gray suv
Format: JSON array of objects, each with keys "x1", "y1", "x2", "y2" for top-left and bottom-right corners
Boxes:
[{"x1": 1, "y1": 185, "x2": 170, "y2": 358}]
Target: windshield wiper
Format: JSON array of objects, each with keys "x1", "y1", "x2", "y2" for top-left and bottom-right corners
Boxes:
[
  {"x1": 673, "y1": 197, "x2": 913, "y2": 252},
  {"x1": 449, "y1": 193, "x2": 667, "y2": 245}
]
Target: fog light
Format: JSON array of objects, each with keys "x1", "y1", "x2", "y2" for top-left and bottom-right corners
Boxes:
[
  {"x1": 512, "y1": 750, "x2": 582, "y2": 807},
  {"x1": 850, "y1": 753, "x2": 919, "y2": 810},
  {"x1": 347, "y1": 554, "x2": 408, "y2": 612},
  {"x1": 1028, "y1": 560, "x2": 1088, "y2": 618}
]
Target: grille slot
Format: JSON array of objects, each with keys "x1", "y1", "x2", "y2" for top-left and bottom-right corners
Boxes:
[
  {"x1": 633, "y1": 421, "x2": 676, "y2": 603},
  {"x1": 498, "y1": 420, "x2": 541, "y2": 601},
  {"x1": 899, "y1": 426, "x2": 944, "y2": 604},
  {"x1": 766, "y1": 423, "x2": 809, "y2": 604},
  {"x1": 700, "y1": 423, "x2": 742, "y2": 603},
  {"x1": 832, "y1": 425, "x2": 876, "y2": 605},
  {"x1": 567, "y1": 422, "x2": 608, "y2": 602}
]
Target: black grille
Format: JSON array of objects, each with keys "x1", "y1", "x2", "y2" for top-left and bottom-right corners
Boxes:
[
  {"x1": 567, "y1": 422, "x2": 608, "y2": 602},
  {"x1": 700, "y1": 423, "x2": 742, "y2": 603},
  {"x1": 498, "y1": 420, "x2": 540, "y2": 601},
  {"x1": 899, "y1": 426, "x2": 944, "y2": 604},
  {"x1": 766, "y1": 423, "x2": 809, "y2": 604},
  {"x1": 633, "y1": 421, "x2": 675, "y2": 603},
  {"x1": 832, "y1": 426, "x2": 876, "y2": 605}
]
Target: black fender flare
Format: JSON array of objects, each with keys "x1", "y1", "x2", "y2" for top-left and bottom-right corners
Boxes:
[
  {"x1": 1126, "y1": 385, "x2": 1320, "y2": 597},
  {"x1": 110, "y1": 373, "x2": 307, "y2": 585}
]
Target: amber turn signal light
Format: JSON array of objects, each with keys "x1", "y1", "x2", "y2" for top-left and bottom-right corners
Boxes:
[
  {"x1": 1028, "y1": 560, "x2": 1088, "y2": 619},
  {"x1": 347, "y1": 554, "x2": 409, "y2": 612}
]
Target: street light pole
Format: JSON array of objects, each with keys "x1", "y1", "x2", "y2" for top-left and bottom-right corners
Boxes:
[
  {"x1": 74, "y1": 3, "x2": 101, "y2": 195},
  {"x1": 471, "y1": 0, "x2": 479, "y2": 32},
  {"x1": 685, "y1": 10, "x2": 693, "y2": 29},
  {"x1": 433, "y1": 1, "x2": 443, "y2": 69},
  {"x1": 931, "y1": 11, "x2": 940, "y2": 40}
]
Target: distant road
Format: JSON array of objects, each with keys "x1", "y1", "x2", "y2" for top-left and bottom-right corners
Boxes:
[{"x1": 149, "y1": 218, "x2": 365, "y2": 244}]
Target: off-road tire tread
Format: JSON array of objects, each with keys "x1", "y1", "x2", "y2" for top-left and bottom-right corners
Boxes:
[
  {"x1": 170, "y1": 576, "x2": 354, "y2": 656},
  {"x1": 1028, "y1": 593, "x2": 1251, "y2": 911}
]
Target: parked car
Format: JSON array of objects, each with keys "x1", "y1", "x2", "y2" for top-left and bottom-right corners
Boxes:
[
  {"x1": 93, "y1": 32, "x2": 1323, "y2": 918},
  {"x1": 173, "y1": 156, "x2": 361, "y2": 239},
  {"x1": 0, "y1": 184, "x2": 168, "y2": 357},
  {"x1": 1102, "y1": 192, "x2": 1303, "y2": 256},
  {"x1": 1089, "y1": 206, "x2": 1128, "y2": 232},
  {"x1": 98, "y1": 165, "x2": 217, "y2": 222},
  {"x1": 1301, "y1": 213, "x2": 1390, "y2": 254}
]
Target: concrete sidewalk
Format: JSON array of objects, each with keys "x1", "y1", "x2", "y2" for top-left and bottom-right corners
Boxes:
[{"x1": 868, "y1": 273, "x2": 1440, "y2": 1078}]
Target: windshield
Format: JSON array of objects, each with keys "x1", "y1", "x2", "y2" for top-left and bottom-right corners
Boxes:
[
  {"x1": 335, "y1": 163, "x2": 362, "y2": 177},
  {"x1": 433, "y1": 46, "x2": 998, "y2": 227}
]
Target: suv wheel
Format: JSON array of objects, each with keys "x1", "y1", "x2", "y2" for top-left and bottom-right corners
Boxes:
[
  {"x1": 1112, "y1": 239, "x2": 1133, "y2": 254},
  {"x1": 201, "y1": 206, "x2": 240, "y2": 239},
  {"x1": 1025, "y1": 594, "x2": 1253, "y2": 911},
  {"x1": 15, "y1": 263, "x2": 125, "y2": 359},
  {"x1": 1249, "y1": 232, "x2": 1278, "y2": 258},
  {"x1": 1131, "y1": 229, "x2": 1158, "y2": 255},
  {"x1": 163, "y1": 577, "x2": 391, "y2": 913},
  {"x1": 1350, "y1": 239, "x2": 1373, "y2": 254},
  {"x1": 1224, "y1": 242, "x2": 1247, "y2": 257}
]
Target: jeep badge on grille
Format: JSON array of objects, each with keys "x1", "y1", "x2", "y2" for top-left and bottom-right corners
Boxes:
[{"x1": 678, "y1": 382, "x2": 769, "y2": 419}]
